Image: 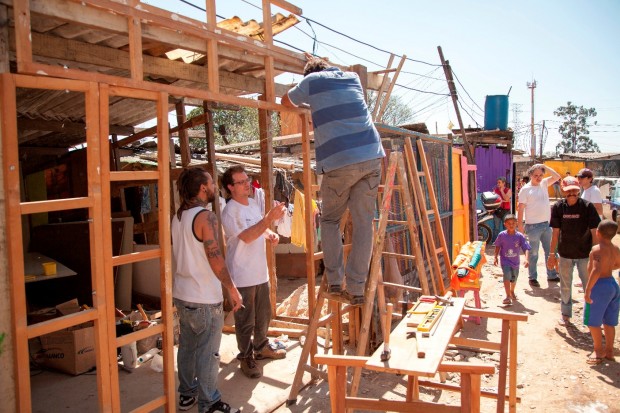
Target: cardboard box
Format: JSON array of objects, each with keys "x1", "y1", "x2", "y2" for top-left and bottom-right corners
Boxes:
[
  {"x1": 39, "y1": 325, "x2": 96, "y2": 375},
  {"x1": 38, "y1": 299, "x2": 95, "y2": 375}
]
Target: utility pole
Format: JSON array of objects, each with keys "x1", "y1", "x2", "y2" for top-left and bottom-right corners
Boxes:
[
  {"x1": 527, "y1": 80, "x2": 537, "y2": 158},
  {"x1": 438, "y1": 46, "x2": 476, "y2": 240},
  {"x1": 539, "y1": 120, "x2": 545, "y2": 158}
]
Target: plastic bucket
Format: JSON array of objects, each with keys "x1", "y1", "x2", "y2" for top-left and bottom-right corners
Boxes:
[{"x1": 484, "y1": 95, "x2": 509, "y2": 130}]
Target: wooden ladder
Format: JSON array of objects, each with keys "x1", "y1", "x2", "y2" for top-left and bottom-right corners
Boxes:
[
  {"x1": 288, "y1": 144, "x2": 444, "y2": 403},
  {"x1": 403, "y1": 137, "x2": 451, "y2": 295}
]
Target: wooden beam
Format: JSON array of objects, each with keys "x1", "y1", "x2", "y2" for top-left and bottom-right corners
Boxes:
[
  {"x1": 27, "y1": 0, "x2": 303, "y2": 68},
  {"x1": 127, "y1": 15, "x2": 143, "y2": 81},
  {"x1": 270, "y1": 0, "x2": 302, "y2": 16},
  {"x1": 175, "y1": 100, "x2": 191, "y2": 166},
  {"x1": 258, "y1": 94, "x2": 276, "y2": 314},
  {"x1": 21, "y1": 31, "x2": 291, "y2": 97},
  {"x1": 112, "y1": 124, "x2": 158, "y2": 148},
  {"x1": 17, "y1": 117, "x2": 134, "y2": 136},
  {"x1": 0, "y1": 5, "x2": 9, "y2": 73}
]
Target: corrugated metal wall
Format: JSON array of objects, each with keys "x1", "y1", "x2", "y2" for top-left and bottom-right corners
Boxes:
[{"x1": 475, "y1": 146, "x2": 513, "y2": 195}]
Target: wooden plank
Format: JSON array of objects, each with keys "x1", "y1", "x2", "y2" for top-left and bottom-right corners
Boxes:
[
  {"x1": 417, "y1": 380, "x2": 521, "y2": 402},
  {"x1": 496, "y1": 319, "x2": 509, "y2": 413},
  {"x1": 376, "y1": 54, "x2": 406, "y2": 122},
  {"x1": 371, "y1": 54, "x2": 394, "y2": 121},
  {"x1": 270, "y1": 0, "x2": 303, "y2": 15},
  {"x1": 462, "y1": 308, "x2": 528, "y2": 322},
  {"x1": 19, "y1": 59, "x2": 305, "y2": 115},
  {"x1": 0, "y1": 5, "x2": 9, "y2": 73},
  {"x1": 23, "y1": 31, "x2": 290, "y2": 97},
  {"x1": 110, "y1": 170, "x2": 160, "y2": 181},
  {"x1": 83, "y1": 80, "x2": 115, "y2": 412},
  {"x1": 347, "y1": 397, "x2": 460, "y2": 413},
  {"x1": 508, "y1": 320, "x2": 518, "y2": 413},
  {"x1": 416, "y1": 138, "x2": 451, "y2": 293},
  {"x1": 127, "y1": 396, "x2": 166, "y2": 413},
  {"x1": 32, "y1": 0, "x2": 302, "y2": 66},
  {"x1": 365, "y1": 298, "x2": 465, "y2": 377},
  {"x1": 128, "y1": 15, "x2": 143, "y2": 81},
  {"x1": 20, "y1": 197, "x2": 92, "y2": 215},
  {"x1": 12, "y1": 0, "x2": 32, "y2": 72},
  {"x1": 111, "y1": 246, "x2": 161, "y2": 267},
  {"x1": 175, "y1": 101, "x2": 191, "y2": 166},
  {"x1": 403, "y1": 138, "x2": 441, "y2": 294},
  {"x1": 395, "y1": 154, "x2": 431, "y2": 295},
  {"x1": 300, "y1": 113, "x2": 316, "y2": 315},
  {"x1": 258, "y1": 95, "x2": 277, "y2": 314},
  {"x1": 116, "y1": 323, "x2": 165, "y2": 348},
  {"x1": 205, "y1": 0, "x2": 219, "y2": 93},
  {"x1": 26, "y1": 309, "x2": 98, "y2": 339},
  {"x1": 450, "y1": 336, "x2": 502, "y2": 352},
  {"x1": 155, "y1": 90, "x2": 175, "y2": 413},
  {"x1": 98, "y1": 82, "x2": 120, "y2": 412}
]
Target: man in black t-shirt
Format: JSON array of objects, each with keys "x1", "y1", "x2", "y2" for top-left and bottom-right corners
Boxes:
[{"x1": 548, "y1": 176, "x2": 601, "y2": 325}]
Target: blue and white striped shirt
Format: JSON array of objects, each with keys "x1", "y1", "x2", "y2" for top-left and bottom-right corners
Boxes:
[{"x1": 288, "y1": 67, "x2": 385, "y2": 173}]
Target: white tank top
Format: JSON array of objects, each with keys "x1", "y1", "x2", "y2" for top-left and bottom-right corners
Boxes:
[{"x1": 172, "y1": 207, "x2": 223, "y2": 304}]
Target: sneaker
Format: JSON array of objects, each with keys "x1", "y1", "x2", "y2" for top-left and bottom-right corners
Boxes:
[
  {"x1": 327, "y1": 284, "x2": 342, "y2": 295},
  {"x1": 240, "y1": 355, "x2": 261, "y2": 378},
  {"x1": 206, "y1": 400, "x2": 240, "y2": 413},
  {"x1": 529, "y1": 279, "x2": 540, "y2": 288},
  {"x1": 547, "y1": 277, "x2": 561, "y2": 282},
  {"x1": 255, "y1": 343, "x2": 286, "y2": 360},
  {"x1": 342, "y1": 291, "x2": 365, "y2": 306},
  {"x1": 558, "y1": 316, "x2": 571, "y2": 326},
  {"x1": 178, "y1": 395, "x2": 197, "y2": 411}
]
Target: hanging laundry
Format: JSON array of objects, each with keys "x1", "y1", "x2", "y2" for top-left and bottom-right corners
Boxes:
[
  {"x1": 291, "y1": 188, "x2": 318, "y2": 251},
  {"x1": 274, "y1": 171, "x2": 295, "y2": 204}
]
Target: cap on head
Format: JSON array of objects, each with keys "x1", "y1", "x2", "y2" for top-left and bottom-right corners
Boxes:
[
  {"x1": 503, "y1": 213, "x2": 517, "y2": 223},
  {"x1": 561, "y1": 176, "x2": 580, "y2": 192},
  {"x1": 576, "y1": 168, "x2": 593, "y2": 178}
]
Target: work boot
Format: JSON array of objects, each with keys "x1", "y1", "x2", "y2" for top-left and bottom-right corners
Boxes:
[
  {"x1": 239, "y1": 355, "x2": 261, "y2": 378},
  {"x1": 342, "y1": 291, "x2": 365, "y2": 306},
  {"x1": 255, "y1": 343, "x2": 286, "y2": 360}
]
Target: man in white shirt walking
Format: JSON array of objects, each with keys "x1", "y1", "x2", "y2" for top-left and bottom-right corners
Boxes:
[
  {"x1": 577, "y1": 168, "x2": 603, "y2": 217},
  {"x1": 517, "y1": 164, "x2": 561, "y2": 287}
]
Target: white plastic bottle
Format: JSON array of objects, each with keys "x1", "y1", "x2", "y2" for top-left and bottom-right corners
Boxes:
[{"x1": 138, "y1": 348, "x2": 160, "y2": 363}]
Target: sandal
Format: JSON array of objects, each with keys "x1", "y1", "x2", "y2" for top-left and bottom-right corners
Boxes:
[
  {"x1": 586, "y1": 356, "x2": 604, "y2": 365},
  {"x1": 502, "y1": 298, "x2": 512, "y2": 305},
  {"x1": 511, "y1": 293, "x2": 518, "y2": 300}
]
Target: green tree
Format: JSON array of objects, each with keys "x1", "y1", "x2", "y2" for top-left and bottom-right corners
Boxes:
[
  {"x1": 367, "y1": 92, "x2": 415, "y2": 126},
  {"x1": 553, "y1": 101, "x2": 599, "y2": 154},
  {"x1": 187, "y1": 105, "x2": 280, "y2": 149}
]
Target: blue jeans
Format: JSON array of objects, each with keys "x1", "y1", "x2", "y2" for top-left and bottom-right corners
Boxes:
[
  {"x1": 524, "y1": 222, "x2": 557, "y2": 280},
  {"x1": 174, "y1": 298, "x2": 224, "y2": 413},
  {"x1": 558, "y1": 257, "x2": 588, "y2": 318},
  {"x1": 234, "y1": 282, "x2": 272, "y2": 358},
  {"x1": 320, "y1": 158, "x2": 382, "y2": 296}
]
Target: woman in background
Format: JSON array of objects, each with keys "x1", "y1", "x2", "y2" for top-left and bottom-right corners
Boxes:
[{"x1": 493, "y1": 176, "x2": 512, "y2": 241}]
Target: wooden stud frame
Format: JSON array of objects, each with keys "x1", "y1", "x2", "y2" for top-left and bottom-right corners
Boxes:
[{"x1": 3, "y1": 1, "x2": 311, "y2": 411}]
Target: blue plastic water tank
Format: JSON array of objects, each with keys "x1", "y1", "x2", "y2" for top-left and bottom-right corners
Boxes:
[{"x1": 484, "y1": 95, "x2": 509, "y2": 131}]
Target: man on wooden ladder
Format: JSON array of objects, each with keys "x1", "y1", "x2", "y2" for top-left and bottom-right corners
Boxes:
[{"x1": 283, "y1": 55, "x2": 385, "y2": 305}]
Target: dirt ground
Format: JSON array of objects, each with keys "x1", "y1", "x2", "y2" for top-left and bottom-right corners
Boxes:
[{"x1": 275, "y1": 236, "x2": 620, "y2": 412}]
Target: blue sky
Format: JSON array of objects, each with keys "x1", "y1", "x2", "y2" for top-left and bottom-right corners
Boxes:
[{"x1": 145, "y1": 0, "x2": 620, "y2": 154}]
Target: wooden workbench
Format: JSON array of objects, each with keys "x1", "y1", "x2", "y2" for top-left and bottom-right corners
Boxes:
[{"x1": 315, "y1": 297, "x2": 495, "y2": 412}]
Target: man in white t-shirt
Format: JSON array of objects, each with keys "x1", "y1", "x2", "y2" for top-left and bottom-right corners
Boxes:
[
  {"x1": 577, "y1": 168, "x2": 603, "y2": 217},
  {"x1": 221, "y1": 165, "x2": 287, "y2": 379},
  {"x1": 517, "y1": 164, "x2": 561, "y2": 287}
]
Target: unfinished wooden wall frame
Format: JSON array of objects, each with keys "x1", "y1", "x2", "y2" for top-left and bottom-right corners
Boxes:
[{"x1": 1, "y1": 0, "x2": 311, "y2": 411}]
